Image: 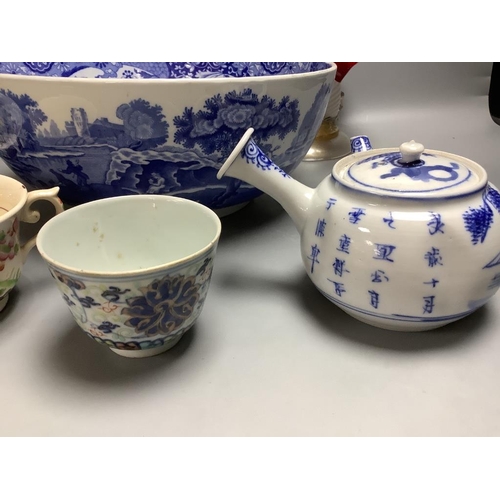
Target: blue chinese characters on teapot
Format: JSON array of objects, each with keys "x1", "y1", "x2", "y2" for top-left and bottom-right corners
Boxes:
[{"x1": 218, "y1": 129, "x2": 500, "y2": 331}]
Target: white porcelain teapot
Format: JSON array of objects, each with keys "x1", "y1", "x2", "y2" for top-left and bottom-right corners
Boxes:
[{"x1": 218, "y1": 129, "x2": 500, "y2": 331}]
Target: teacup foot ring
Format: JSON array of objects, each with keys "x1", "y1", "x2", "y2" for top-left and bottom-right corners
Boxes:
[{"x1": 109, "y1": 333, "x2": 185, "y2": 358}]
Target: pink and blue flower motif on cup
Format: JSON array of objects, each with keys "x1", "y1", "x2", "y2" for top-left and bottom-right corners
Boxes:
[
  {"x1": 122, "y1": 274, "x2": 200, "y2": 337},
  {"x1": 48, "y1": 254, "x2": 215, "y2": 352}
]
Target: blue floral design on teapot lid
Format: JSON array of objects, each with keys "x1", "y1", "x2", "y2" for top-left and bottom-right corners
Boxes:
[{"x1": 333, "y1": 139, "x2": 487, "y2": 199}]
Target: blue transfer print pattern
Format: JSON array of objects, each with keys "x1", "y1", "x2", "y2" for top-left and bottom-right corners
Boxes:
[
  {"x1": 423, "y1": 279, "x2": 439, "y2": 288},
  {"x1": 371, "y1": 270, "x2": 389, "y2": 282},
  {"x1": 308, "y1": 244, "x2": 320, "y2": 273},
  {"x1": 423, "y1": 296, "x2": 436, "y2": 314},
  {"x1": 271, "y1": 83, "x2": 332, "y2": 173},
  {"x1": 368, "y1": 290, "x2": 380, "y2": 309},
  {"x1": 463, "y1": 186, "x2": 500, "y2": 245},
  {"x1": 337, "y1": 234, "x2": 351, "y2": 254},
  {"x1": 24, "y1": 62, "x2": 54, "y2": 73},
  {"x1": 424, "y1": 247, "x2": 443, "y2": 267},
  {"x1": 427, "y1": 212, "x2": 445, "y2": 235},
  {"x1": 0, "y1": 62, "x2": 330, "y2": 79},
  {"x1": 0, "y1": 84, "x2": 330, "y2": 208},
  {"x1": 328, "y1": 279, "x2": 346, "y2": 297},
  {"x1": 373, "y1": 244, "x2": 396, "y2": 262},
  {"x1": 174, "y1": 88, "x2": 300, "y2": 156},
  {"x1": 315, "y1": 218, "x2": 327, "y2": 237},
  {"x1": 175, "y1": 90, "x2": 300, "y2": 159}
]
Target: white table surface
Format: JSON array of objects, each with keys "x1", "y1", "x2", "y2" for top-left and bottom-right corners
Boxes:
[{"x1": 1, "y1": 62, "x2": 499, "y2": 437}]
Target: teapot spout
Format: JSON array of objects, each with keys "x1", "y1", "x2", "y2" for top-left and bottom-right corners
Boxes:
[{"x1": 217, "y1": 128, "x2": 314, "y2": 233}]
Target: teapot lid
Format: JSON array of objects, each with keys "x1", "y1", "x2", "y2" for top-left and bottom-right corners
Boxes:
[{"x1": 332, "y1": 137, "x2": 487, "y2": 199}]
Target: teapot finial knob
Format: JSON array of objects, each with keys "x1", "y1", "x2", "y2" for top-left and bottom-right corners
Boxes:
[{"x1": 400, "y1": 140, "x2": 425, "y2": 164}]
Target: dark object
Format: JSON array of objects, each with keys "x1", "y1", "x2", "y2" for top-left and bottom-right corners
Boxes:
[{"x1": 489, "y1": 62, "x2": 500, "y2": 126}]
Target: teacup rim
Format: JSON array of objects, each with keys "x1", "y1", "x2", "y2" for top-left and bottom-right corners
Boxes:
[
  {"x1": 36, "y1": 194, "x2": 222, "y2": 279},
  {"x1": 0, "y1": 175, "x2": 28, "y2": 224}
]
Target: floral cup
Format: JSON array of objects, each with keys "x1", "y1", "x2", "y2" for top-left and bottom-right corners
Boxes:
[
  {"x1": 0, "y1": 175, "x2": 63, "y2": 312},
  {"x1": 36, "y1": 195, "x2": 221, "y2": 358}
]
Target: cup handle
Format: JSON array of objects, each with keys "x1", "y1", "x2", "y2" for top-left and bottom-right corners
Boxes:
[{"x1": 19, "y1": 187, "x2": 64, "y2": 263}]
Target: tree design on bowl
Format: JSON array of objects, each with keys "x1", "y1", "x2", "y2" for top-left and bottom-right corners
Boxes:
[{"x1": 0, "y1": 74, "x2": 333, "y2": 210}]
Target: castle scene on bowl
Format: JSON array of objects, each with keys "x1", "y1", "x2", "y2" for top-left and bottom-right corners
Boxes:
[{"x1": 0, "y1": 62, "x2": 335, "y2": 211}]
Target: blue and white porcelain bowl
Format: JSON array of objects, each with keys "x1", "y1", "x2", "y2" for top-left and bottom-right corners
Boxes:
[
  {"x1": 0, "y1": 62, "x2": 336, "y2": 213},
  {"x1": 36, "y1": 195, "x2": 221, "y2": 358},
  {"x1": 0, "y1": 62, "x2": 329, "y2": 79}
]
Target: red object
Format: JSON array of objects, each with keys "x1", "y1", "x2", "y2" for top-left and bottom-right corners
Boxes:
[{"x1": 334, "y1": 62, "x2": 357, "y2": 82}]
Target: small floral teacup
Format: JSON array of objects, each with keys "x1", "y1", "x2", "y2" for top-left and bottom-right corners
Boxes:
[
  {"x1": 0, "y1": 175, "x2": 63, "y2": 312},
  {"x1": 36, "y1": 195, "x2": 221, "y2": 358}
]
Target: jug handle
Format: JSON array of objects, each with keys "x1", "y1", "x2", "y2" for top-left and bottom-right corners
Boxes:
[{"x1": 19, "y1": 187, "x2": 64, "y2": 263}]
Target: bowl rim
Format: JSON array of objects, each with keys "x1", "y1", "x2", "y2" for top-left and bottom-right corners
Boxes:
[
  {"x1": 0, "y1": 62, "x2": 336, "y2": 84},
  {"x1": 36, "y1": 194, "x2": 222, "y2": 279}
]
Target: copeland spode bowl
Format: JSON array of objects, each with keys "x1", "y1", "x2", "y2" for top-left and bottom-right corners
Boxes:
[
  {"x1": 0, "y1": 62, "x2": 336, "y2": 215},
  {"x1": 217, "y1": 129, "x2": 500, "y2": 332},
  {"x1": 0, "y1": 62, "x2": 328, "y2": 79},
  {"x1": 36, "y1": 194, "x2": 221, "y2": 358}
]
